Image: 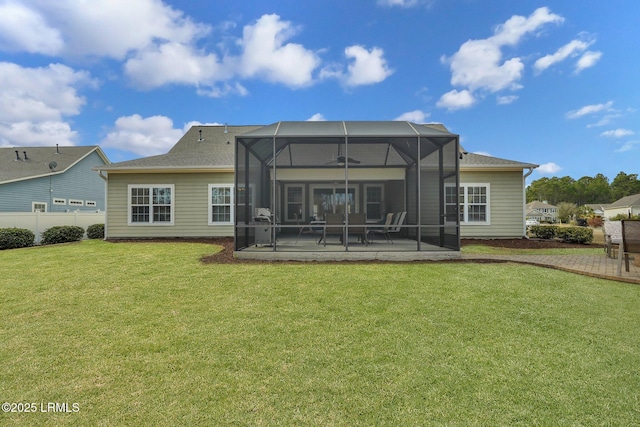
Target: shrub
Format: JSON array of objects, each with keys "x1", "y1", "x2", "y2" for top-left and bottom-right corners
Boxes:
[
  {"x1": 610, "y1": 213, "x2": 640, "y2": 221},
  {"x1": 0, "y1": 227, "x2": 35, "y2": 250},
  {"x1": 556, "y1": 227, "x2": 594, "y2": 244},
  {"x1": 587, "y1": 216, "x2": 603, "y2": 228},
  {"x1": 87, "y1": 223, "x2": 105, "y2": 240},
  {"x1": 529, "y1": 225, "x2": 558, "y2": 239},
  {"x1": 41, "y1": 225, "x2": 85, "y2": 245}
]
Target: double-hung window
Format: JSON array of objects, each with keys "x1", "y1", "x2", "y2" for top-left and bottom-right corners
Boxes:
[
  {"x1": 209, "y1": 184, "x2": 234, "y2": 225},
  {"x1": 446, "y1": 184, "x2": 490, "y2": 224},
  {"x1": 128, "y1": 185, "x2": 174, "y2": 225}
]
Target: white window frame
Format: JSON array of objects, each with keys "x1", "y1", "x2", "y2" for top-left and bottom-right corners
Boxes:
[
  {"x1": 209, "y1": 184, "x2": 234, "y2": 225},
  {"x1": 32, "y1": 202, "x2": 47, "y2": 212},
  {"x1": 284, "y1": 184, "x2": 305, "y2": 222},
  {"x1": 69, "y1": 199, "x2": 84, "y2": 206},
  {"x1": 446, "y1": 183, "x2": 490, "y2": 225},
  {"x1": 364, "y1": 184, "x2": 384, "y2": 221},
  {"x1": 128, "y1": 184, "x2": 174, "y2": 226},
  {"x1": 85, "y1": 200, "x2": 97, "y2": 207},
  {"x1": 53, "y1": 198, "x2": 66, "y2": 205}
]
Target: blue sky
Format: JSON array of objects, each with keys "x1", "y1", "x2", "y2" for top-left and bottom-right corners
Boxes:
[{"x1": 0, "y1": 0, "x2": 638, "y2": 182}]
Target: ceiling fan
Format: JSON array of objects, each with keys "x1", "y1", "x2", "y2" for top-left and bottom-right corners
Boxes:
[
  {"x1": 325, "y1": 145, "x2": 361, "y2": 165},
  {"x1": 325, "y1": 155, "x2": 361, "y2": 165}
]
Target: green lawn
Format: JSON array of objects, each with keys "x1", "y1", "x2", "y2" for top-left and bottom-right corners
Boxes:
[{"x1": 1, "y1": 240, "x2": 639, "y2": 426}]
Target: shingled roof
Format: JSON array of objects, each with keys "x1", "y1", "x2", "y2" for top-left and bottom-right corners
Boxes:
[
  {"x1": 97, "y1": 125, "x2": 260, "y2": 172},
  {"x1": 0, "y1": 146, "x2": 109, "y2": 184}
]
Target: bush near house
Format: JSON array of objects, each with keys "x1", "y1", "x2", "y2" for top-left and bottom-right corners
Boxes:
[
  {"x1": 609, "y1": 213, "x2": 640, "y2": 221},
  {"x1": 41, "y1": 225, "x2": 85, "y2": 245},
  {"x1": 529, "y1": 225, "x2": 558, "y2": 240},
  {"x1": 557, "y1": 227, "x2": 594, "y2": 244},
  {"x1": 0, "y1": 227, "x2": 35, "y2": 250},
  {"x1": 87, "y1": 223, "x2": 105, "y2": 240}
]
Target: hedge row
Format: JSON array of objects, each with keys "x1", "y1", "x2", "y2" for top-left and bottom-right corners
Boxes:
[
  {"x1": 529, "y1": 225, "x2": 593, "y2": 244},
  {"x1": 0, "y1": 223, "x2": 105, "y2": 250},
  {"x1": 0, "y1": 228, "x2": 35, "y2": 250}
]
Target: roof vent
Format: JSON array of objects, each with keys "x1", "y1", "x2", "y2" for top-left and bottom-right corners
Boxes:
[
  {"x1": 23, "y1": 151, "x2": 29, "y2": 161},
  {"x1": 55, "y1": 144, "x2": 59, "y2": 154},
  {"x1": 224, "y1": 123, "x2": 228, "y2": 134},
  {"x1": 198, "y1": 129, "x2": 203, "y2": 141},
  {"x1": 15, "y1": 150, "x2": 21, "y2": 161},
  {"x1": 48, "y1": 161, "x2": 57, "y2": 171}
]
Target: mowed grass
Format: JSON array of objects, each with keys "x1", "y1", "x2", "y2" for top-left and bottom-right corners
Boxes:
[{"x1": 1, "y1": 241, "x2": 639, "y2": 426}]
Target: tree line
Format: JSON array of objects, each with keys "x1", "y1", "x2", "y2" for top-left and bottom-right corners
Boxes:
[{"x1": 526, "y1": 172, "x2": 640, "y2": 206}]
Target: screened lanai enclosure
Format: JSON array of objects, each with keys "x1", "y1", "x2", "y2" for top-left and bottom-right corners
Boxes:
[{"x1": 234, "y1": 121, "x2": 460, "y2": 258}]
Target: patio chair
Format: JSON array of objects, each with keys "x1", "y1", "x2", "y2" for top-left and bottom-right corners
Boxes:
[
  {"x1": 294, "y1": 213, "x2": 319, "y2": 244},
  {"x1": 367, "y1": 212, "x2": 394, "y2": 243},
  {"x1": 346, "y1": 212, "x2": 368, "y2": 245},
  {"x1": 618, "y1": 220, "x2": 640, "y2": 275},
  {"x1": 320, "y1": 213, "x2": 344, "y2": 246},
  {"x1": 603, "y1": 219, "x2": 622, "y2": 258},
  {"x1": 386, "y1": 211, "x2": 407, "y2": 242}
]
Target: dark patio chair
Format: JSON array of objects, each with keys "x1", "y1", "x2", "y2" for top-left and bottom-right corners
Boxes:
[
  {"x1": 386, "y1": 211, "x2": 407, "y2": 242},
  {"x1": 367, "y1": 212, "x2": 394, "y2": 243},
  {"x1": 319, "y1": 213, "x2": 344, "y2": 246},
  {"x1": 346, "y1": 212, "x2": 367, "y2": 245},
  {"x1": 618, "y1": 219, "x2": 640, "y2": 275}
]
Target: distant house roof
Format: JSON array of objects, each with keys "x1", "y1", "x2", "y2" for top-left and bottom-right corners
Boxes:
[
  {"x1": 97, "y1": 125, "x2": 258, "y2": 172},
  {"x1": 0, "y1": 146, "x2": 110, "y2": 184},
  {"x1": 607, "y1": 194, "x2": 640, "y2": 209},
  {"x1": 527, "y1": 201, "x2": 557, "y2": 209}
]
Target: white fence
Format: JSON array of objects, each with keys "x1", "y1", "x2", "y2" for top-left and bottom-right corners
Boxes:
[{"x1": 0, "y1": 211, "x2": 105, "y2": 243}]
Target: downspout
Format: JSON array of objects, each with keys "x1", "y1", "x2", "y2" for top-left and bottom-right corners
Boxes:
[
  {"x1": 97, "y1": 169, "x2": 108, "y2": 240},
  {"x1": 523, "y1": 167, "x2": 535, "y2": 238}
]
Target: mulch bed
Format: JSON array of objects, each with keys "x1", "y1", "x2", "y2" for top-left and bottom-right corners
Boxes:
[{"x1": 111, "y1": 237, "x2": 596, "y2": 265}]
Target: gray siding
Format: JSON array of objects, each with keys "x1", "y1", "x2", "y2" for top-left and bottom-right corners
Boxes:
[
  {"x1": 106, "y1": 172, "x2": 234, "y2": 239},
  {"x1": 460, "y1": 171, "x2": 525, "y2": 238},
  {"x1": 0, "y1": 151, "x2": 107, "y2": 212}
]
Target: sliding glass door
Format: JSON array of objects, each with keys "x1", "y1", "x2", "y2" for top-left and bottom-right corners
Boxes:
[{"x1": 310, "y1": 185, "x2": 357, "y2": 219}]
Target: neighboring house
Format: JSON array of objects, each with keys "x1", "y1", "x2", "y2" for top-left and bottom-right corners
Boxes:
[
  {"x1": 526, "y1": 201, "x2": 558, "y2": 223},
  {"x1": 0, "y1": 146, "x2": 110, "y2": 212},
  {"x1": 585, "y1": 203, "x2": 608, "y2": 217},
  {"x1": 96, "y1": 123, "x2": 537, "y2": 249},
  {"x1": 603, "y1": 194, "x2": 640, "y2": 218}
]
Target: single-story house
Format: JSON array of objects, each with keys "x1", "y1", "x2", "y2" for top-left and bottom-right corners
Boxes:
[
  {"x1": 603, "y1": 194, "x2": 640, "y2": 218},
  {"x1": 95, "y1": 122, "x2": 537, "y2": 259},
  {"x1": 1, "y1": 146, "x2": 109, "y2": 213},
  {"x1": 526, "y1": 201, "x2": 558, "y2": 223},
  {"x1": 585, "y1": 203, "x2": 608, "y2": 217}
]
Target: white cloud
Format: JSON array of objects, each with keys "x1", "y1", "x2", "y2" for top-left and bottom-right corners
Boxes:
[
  {"x1": 394, "y1": 110, "x2": 430, "y2": 123},
  {"x1": 575, "y1": 51, "x2": 602, "y2": 73},
  {"x1": 100, "y1": 114, "x2": 184, "y2": 156},
  {"x1": 125, "y1": 42, "x2": 227, "y2": 89},
  {"x1": 600, "y1": 129, "x2": 634, "y2": 138},
  {"x1": 534, "y1": 39, "x2": 592, "y2": 73},
  {"x1": 0, "y1": 121, "x2": 77, "y2": 147},
  {"x1": 497, "y1": 95, "x2": 518, "y2": 105},
  {"x1": 536, "y1": 162, "x2": 562, "y2": 174},
  {"x1": 343, "y1": 45, "x2": 394, "y2": 87},
  {"x1": 2, "y1": 0, "x2": 209, "y2": 59},
  {"x1": 436, "y1": 89, "x2": 476, "y2": 111},
  {"x1": 307, "y1": 113, "x2": 326, "y2": 121},
  {"x1": 0, "y1": 62, "x2": 94, "y2": 147},
  {"x1": 615, "y1": 140, "x2": 640, "y2": 153},
  {"x1": 238, "y1": 14, "x2": 321, "y2": 88},
  {"x1": 0, "y1": 1, "x2": 64, "y2": 55},
  {"x1": 439, "y1": 7, "x2": 563, "y2": 109},
  {"x1": 566, "y1": 101, "x2": 614, "y2": 119},
  {"x1": 377, "y1": 0, "x2": 420, "y2": 7}
]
